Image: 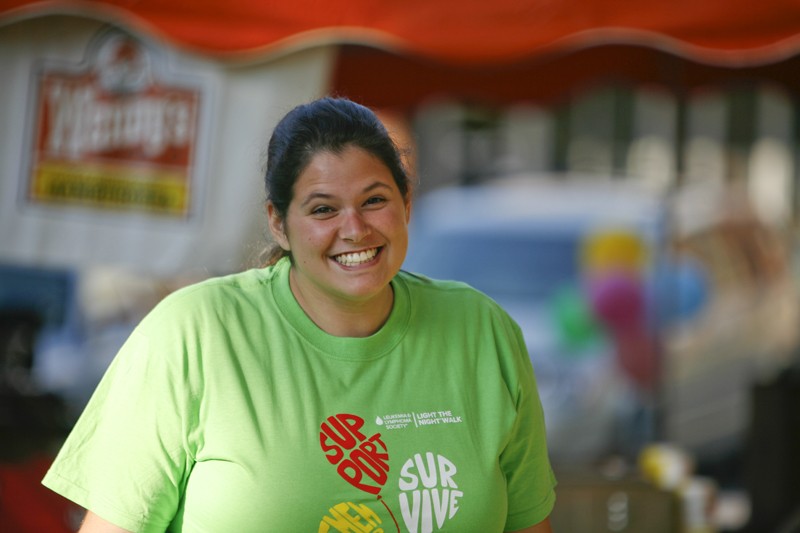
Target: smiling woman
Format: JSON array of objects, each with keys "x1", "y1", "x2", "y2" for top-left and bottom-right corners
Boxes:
[
  {"x1": 267, "y1": 145, "x2": 411, "y2": 337},
  {"x1": 41, "y1": 97, "x2": 556, "y2": 533}
]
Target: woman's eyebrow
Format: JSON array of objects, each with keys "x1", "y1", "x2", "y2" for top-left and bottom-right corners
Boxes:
[
  {"x1": 362, "y1": 182, "x2": 393, "y2": 193},
  {"x1": 299, "y1": 192, "x2": 334, "y2": 207}
]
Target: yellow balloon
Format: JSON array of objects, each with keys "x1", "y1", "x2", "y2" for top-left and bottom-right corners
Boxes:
[{"x1": 581, "y1": 229, "x2": 647, "y2": 274}]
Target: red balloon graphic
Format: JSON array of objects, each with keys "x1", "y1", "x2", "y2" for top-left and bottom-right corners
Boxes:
[
  {"x1": 319, "y1": 413, "x2": 401, "y2": 531},
  {"x1": 319, "y1": 414, "x2": 389, "y2": 495}
]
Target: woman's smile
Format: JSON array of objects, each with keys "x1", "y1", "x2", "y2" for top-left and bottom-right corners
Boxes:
[{"x1": 332, "y1": 247, "x2": 382, "y2": 267}]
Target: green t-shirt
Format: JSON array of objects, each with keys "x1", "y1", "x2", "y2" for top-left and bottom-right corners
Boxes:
[{"x1": 43, "y1": 258, "x2": 556, "y2": 532}]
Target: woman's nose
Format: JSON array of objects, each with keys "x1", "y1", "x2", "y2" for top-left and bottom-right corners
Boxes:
[{"x1": 339, "y1": 210, "x2": 371, "y2": 242}]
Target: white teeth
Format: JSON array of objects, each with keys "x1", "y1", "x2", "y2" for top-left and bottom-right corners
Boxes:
[{"x1": 334, "y1": 248, "x2": 378, "y2": 266}]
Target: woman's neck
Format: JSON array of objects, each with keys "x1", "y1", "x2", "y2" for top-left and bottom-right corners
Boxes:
[{"x1": 288, "y1": 269, "x2": 394, "y2": 337}]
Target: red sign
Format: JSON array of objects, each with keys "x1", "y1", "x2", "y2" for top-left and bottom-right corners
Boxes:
[{"x1": 27, "y1": 30, "x2": 201, "y2": 217}]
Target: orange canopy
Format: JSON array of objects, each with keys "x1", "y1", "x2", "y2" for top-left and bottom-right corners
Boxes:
[
  {"x1": 3, "y1": 0, "x2": 800, "y2": 109},
  {"x1": 2, "y1": 0, "x2": 800, "y2": 65}
]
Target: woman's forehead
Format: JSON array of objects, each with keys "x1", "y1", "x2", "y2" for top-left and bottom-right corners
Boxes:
[{"x1": 293, "y1": 147, "x2": 398, "y2": 196}]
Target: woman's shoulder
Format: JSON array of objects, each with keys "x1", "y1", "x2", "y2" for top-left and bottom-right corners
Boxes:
[
  {"x1": 399, "y1": 269, "x2": 482, "y2": 294},
  {"x1": 169, "y1": 267, "x2": 275, "y2": 300},
  {"x1": 144, "y1": 266, "x2": 282, "y2": 324},
  {"x1": 398, "y1": 269, "x2": 512, "y2": 318},
  {"x1": 397, "y1": 270, "x2": 528, "y2": 364}
]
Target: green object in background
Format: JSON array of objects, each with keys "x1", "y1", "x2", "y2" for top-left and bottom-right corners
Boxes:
[{"x1": 550, "y1": 285, "x2": 605, "y2": 352}]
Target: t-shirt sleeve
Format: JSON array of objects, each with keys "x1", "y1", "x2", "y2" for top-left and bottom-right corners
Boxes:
[
  {"x1": 499, "y1": 318, "x2": 557, "y2": 531},
  {"x1": 42, "y1": 315, "x2": 195, "y2": 533}
]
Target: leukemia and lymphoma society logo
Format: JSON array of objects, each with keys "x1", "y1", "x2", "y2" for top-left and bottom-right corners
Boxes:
[
  {"x1": 318, "y1": 413, "x2": 463, "y2": 533},
  {"x1": 376, "y1": 410, "x2": 463, "y2": 430}
]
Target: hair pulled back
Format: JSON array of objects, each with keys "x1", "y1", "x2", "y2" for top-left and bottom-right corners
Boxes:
[{"x1": 263, "y1": 97, "x2": 411, "y2": 265}]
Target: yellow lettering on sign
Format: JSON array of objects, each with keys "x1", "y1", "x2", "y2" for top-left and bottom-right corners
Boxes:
[{"x1": 30, "y1": 162, "x2": 189, "y2": 216}]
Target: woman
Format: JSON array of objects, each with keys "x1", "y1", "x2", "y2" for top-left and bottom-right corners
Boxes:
[{"x1": 43, "y1": 97, "x2": 556, "y2": 532}]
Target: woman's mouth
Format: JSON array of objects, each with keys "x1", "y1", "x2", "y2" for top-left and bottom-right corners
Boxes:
[{"x1": 333, "y1": 247, "x2": 381, "y2": 267}]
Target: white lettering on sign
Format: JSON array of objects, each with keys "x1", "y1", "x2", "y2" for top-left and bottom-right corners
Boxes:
[{"x1": 45, "y1": 82, "x2": 193, "y2": 160}]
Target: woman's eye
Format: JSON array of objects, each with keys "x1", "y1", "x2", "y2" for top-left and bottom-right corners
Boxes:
[
  {"x1": 365, "y1": 196, "x2": 386, "y2": 206},
  {"x1": 311, "y1": 205, "x2": 334, "y2": 215}
]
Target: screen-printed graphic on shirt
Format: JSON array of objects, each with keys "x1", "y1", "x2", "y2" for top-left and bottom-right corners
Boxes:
[{"x1": 318, "y1": 412, "x2": 463, "y2": 532}]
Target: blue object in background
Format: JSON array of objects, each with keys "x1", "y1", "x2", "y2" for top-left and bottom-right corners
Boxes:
[
  {"x1": 0, "y1": 264, "x2": 78, "y2": 330},
  {"x1": 650, "y1": 257, "x2": 710, "y2": 327}
]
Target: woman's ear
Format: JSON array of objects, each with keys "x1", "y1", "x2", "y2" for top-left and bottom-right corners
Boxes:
[{"x1": 266, "y1": 201, "x2": 290, "y2": 251}]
